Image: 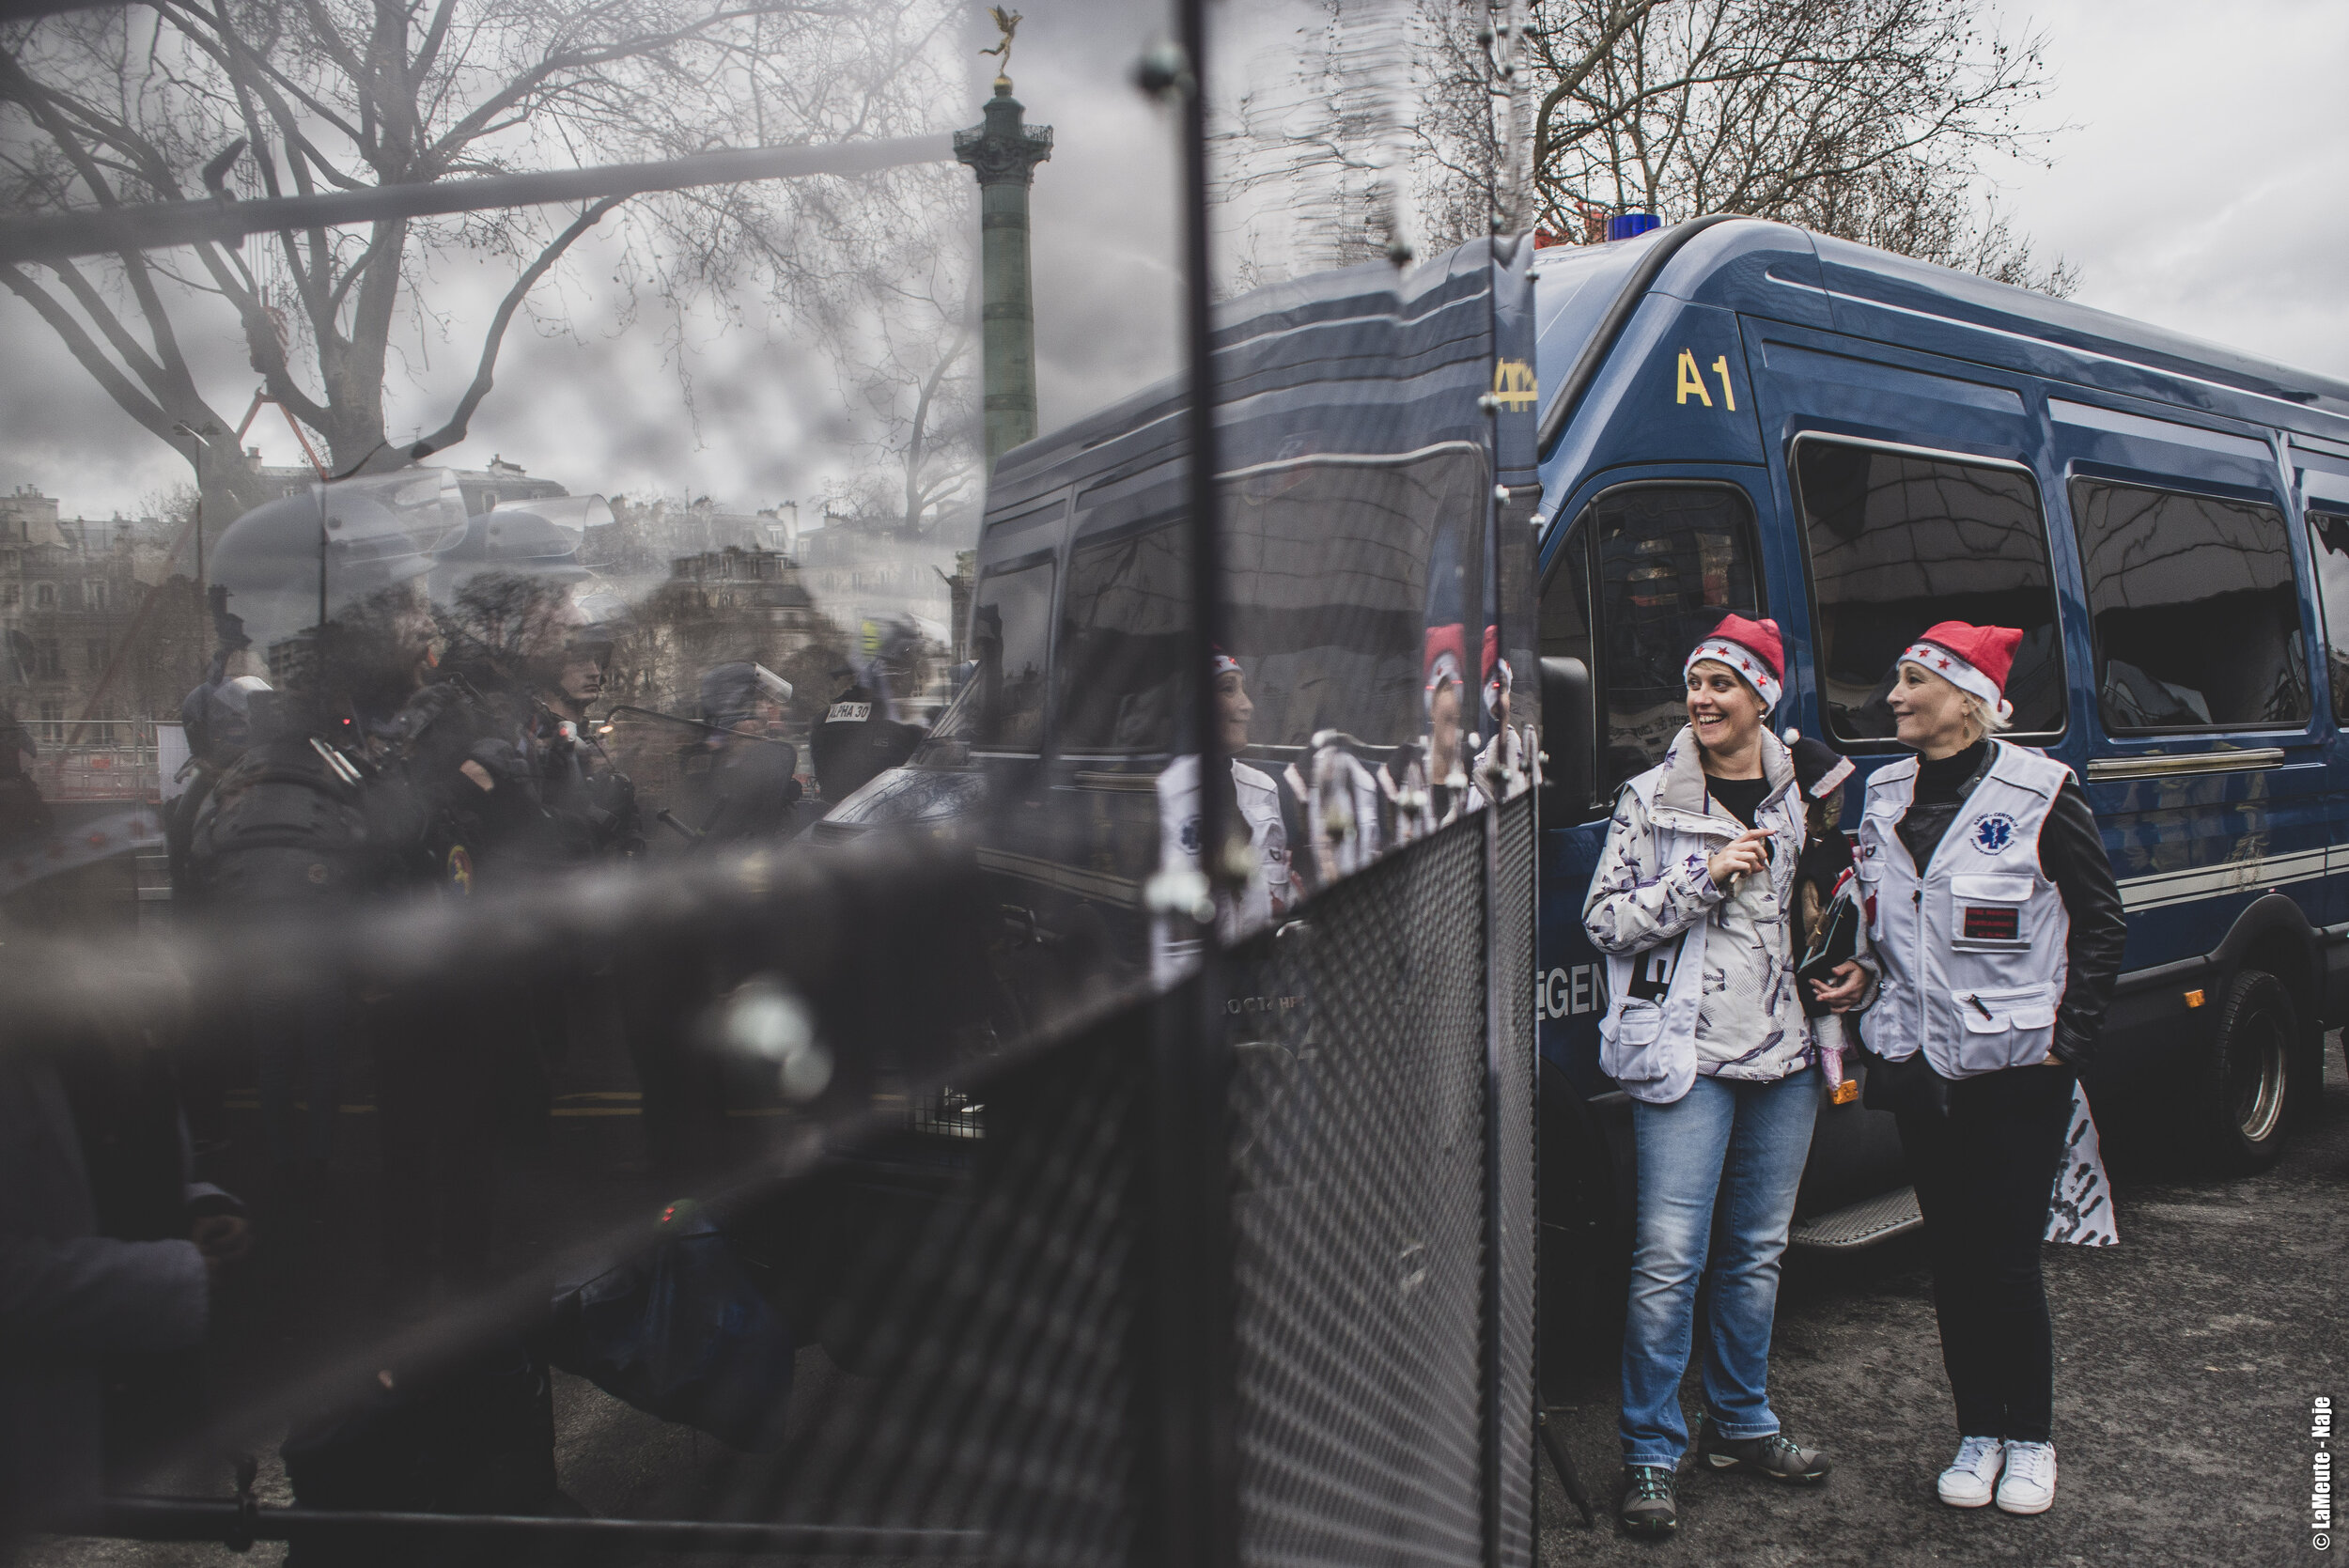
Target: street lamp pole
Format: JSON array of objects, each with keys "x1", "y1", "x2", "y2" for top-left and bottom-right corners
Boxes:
[{"x1": 954, "y1": 66, "x2": 1052, "y2": 474}]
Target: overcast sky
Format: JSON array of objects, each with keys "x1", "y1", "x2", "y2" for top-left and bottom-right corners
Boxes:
[
  {"x1": 1991, "y1": 0, "x2": 2349, "y2": 381},
  {"x1": 3, "y1": 0, "x2": 2344, "y2": 520}
]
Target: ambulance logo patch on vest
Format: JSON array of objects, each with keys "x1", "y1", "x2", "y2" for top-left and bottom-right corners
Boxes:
[
  {"x1": 1179, "y1": 815, "x2": 1202, "y2": 854},
  {"x1": 1969, "y1": 813, "x2": 2017, "y2": 853}
]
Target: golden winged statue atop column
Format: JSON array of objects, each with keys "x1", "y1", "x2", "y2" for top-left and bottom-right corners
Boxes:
[{"x1": 980, "y1": 8, "x2": 1021, "y2": 86}]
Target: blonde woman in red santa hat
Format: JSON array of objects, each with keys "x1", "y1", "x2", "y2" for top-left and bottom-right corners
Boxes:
[
  {"x1": 1810, "y1": 621, "x2": 2125, "y2": 1518},
  {"x1": 1583, "y1": 613, "x2": 1849, "y2": 1536}
]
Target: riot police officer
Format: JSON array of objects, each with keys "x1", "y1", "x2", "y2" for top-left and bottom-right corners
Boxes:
[
  {"x1": 809, "y1": 662, "x2": 920, "y2": 807},
  {"x1": 187, "y1": 473, "x2": 464, "y2": 1198},
  {"x1": 530, "y1": 590, "x2": 642, "y2": 862},
  {"x1": 677, "y1": 660, "x2": 801, "y2": 841},
  {"x1": 0, "y1": 702, "x2": 47, "y2": 847}
]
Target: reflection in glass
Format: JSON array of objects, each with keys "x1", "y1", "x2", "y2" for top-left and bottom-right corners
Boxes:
[
  {"x1": 2308, "y1": 512, "x2": 2349, "y2": 721},
  {"x1": 970, "y1": 557, "x2": 1057, "y2": 752},
  {"x1": 1797, "y1": 442, "x2": 2064, "y2": 741},
  {"x1": 1059, "y1": 524, "x2": 1189, "y2": 754},
  {"x1": 2072, "y1": 480, "x2": 2309, "y2": 732},
  {"x1": 1571, "y1": 484, "x2": 1765, "y2": 794}
]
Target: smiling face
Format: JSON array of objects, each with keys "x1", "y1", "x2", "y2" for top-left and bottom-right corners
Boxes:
[
  {"x1": 1685, "y1": 660, "x2": 1766, "y2": 757},
  {"x1": 1887, "y1": 660, "x2": 1975, "y2": 757},
  {"x1": 1215, "y1": 666, "x2": 1253, "y2": 753}
]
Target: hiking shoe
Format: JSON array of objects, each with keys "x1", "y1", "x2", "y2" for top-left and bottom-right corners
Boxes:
[
  {"x1": 1996, "y1": 1440, "x2": 2057, "y2": 1514},
  {"x1": 1937, "y1": 1436, "x2": 2005, "y2": 1507},
  {"x1": 1618, "y1": 1465, "x2": 1677, "y2": 1536},
  {"x1": 1695, "y1": 1415, "x2": 1832, "y2": 1482}
]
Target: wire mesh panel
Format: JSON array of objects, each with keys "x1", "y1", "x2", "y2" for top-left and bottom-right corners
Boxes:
[
  {"x1": 654, "y1": 1018, "x2": 1148, "y2": 1565},
  {"x1": 0, "y1": 0, "x2": 1549, "y2": 1553},
  {"x1": 1226, "y1": 800, "x2": 1532, "y2": 1568},
  {"x1": 1493, "y1": 792, "x2": 1537, "y2": 1568}
]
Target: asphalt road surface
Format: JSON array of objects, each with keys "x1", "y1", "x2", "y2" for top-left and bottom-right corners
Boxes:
[{"x1": 1535, "y1": 1038, "x2": 2349, "y2": 1567}]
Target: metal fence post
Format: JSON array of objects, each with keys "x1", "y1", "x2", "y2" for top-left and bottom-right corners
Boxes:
[
  {"x1": 1480, "y1": 796, "x2": 1508, "y2": 1568},
  {"x1": 1133, "y1": 5, "x2": 1241, "y2": 1566}
]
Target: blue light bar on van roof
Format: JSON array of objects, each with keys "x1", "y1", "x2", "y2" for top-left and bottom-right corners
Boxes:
[{"x1": 1606, "y1": 213, "x2": 1660, "y2": 241}]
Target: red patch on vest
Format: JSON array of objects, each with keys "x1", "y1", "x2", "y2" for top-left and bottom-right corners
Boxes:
[{"x1": 1961, "y1": 905, "x2": 2018, "y2": 942}]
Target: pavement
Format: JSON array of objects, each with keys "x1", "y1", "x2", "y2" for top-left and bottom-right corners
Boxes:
[{"x1": 1535, "y1": 1037, "x2": 2349, "y2": 1567}]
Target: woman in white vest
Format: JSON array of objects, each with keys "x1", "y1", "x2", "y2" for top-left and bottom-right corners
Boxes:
[
  {"x1": 1812, "y1": 621, "x2": 2126, "y2": 1517},
  {"x1": 1582, "y1": 614, "x2": 1854, "y2": 1536},
  {"x1": 1151, "y1": 650, "x2": 1291, "y2": 989}
]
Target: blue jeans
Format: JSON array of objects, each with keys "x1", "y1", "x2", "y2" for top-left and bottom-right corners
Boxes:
[{"x1": 1620, "y1": 1067, "x2": 1820, "y2": 1467}]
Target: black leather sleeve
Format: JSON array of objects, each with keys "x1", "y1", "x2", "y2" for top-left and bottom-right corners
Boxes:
[{"x1": 2040, "y1": 778, "x2": 2127, "y2": 1067}]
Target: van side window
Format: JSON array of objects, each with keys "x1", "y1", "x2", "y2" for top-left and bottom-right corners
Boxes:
[
  {"x1": 970, "y1": 557, "x2": 1056, "y2": 751},
  {"x1": 1058, "y1": 523, "x2": 1186, "y2": 752},
  {"x1": 1563, "y1": 484, "x2": 1765, "y2": 796},
  {"x1": 2304, "y1": 511, "x2": 2349, "y2": 721},
  {"x1": 2071, "y1": 480, "x2": 2309, "y2": 732},
  {"x1": 1795, "y1": 442, "x2": 2064, "y2": 741}
]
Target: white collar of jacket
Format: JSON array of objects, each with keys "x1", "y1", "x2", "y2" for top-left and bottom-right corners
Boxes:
[{"x1": 1641, "y1": 723, "x2": 1798, "y2": 834}]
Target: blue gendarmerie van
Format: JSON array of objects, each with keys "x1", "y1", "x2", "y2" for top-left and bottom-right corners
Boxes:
[{"x1": 1528, "y1": 217, "x2": 2349, "y2": 1306}]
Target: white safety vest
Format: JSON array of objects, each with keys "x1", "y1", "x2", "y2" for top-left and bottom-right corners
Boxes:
[
  {"x1": 1151, "y1": 754, "x2": 1291, "y2": 989},
  {"x1": 1855, "y1": 740, "x2": 2072, "y2": 1079}
]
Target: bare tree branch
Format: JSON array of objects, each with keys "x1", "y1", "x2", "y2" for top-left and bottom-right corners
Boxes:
[{"x1": 409, "y1": 194, "x2": 625, "y2": 459}]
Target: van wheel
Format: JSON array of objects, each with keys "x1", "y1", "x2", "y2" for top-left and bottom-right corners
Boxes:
[{"x1": 2195, "y1": 970, "x2": 2295, "y2": 1174}]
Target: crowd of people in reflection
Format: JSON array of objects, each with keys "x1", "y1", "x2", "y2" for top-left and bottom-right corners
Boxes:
[{"x1": 0, "y1": 476, "x2": 944, "y2": 1545}]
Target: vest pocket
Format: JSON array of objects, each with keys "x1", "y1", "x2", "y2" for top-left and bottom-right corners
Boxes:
[
  {"x1": 1949, "y1": 874, "x2": 2033, "y2": 954},
  {"x1": 1951, "y1": 983, "x2": 2058, "y2": 1073},
  {"x1": 1860, "y1": 974, "x2": 1914, "y2": 1060},
  {"x1": 1599, "y1": 999, "x2": 1670, "y2": 1084}
]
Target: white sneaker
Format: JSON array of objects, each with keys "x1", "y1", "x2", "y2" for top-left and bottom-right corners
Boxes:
[
  {"x1": 1996, "y1": 1440, "x2": 2057, "y2": 1514},
  {"x1": 1937, "y1": 1436, "x2": 2005, "y2": 1507}
]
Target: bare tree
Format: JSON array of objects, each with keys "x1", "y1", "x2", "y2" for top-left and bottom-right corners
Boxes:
[
  {"x1": 1526, "y1": 0, "x2": 2077, "y2": 293},
  {"x1": 801, "y1": 173, "x2": 978, "y2": 541},
  {"x1": 1218, "y1": 0, "x2": 2070, "y2": 296},
  {"x1": 0, "y1": 0, "x2": 967, "y2": 524},
  {"x1": 1211, "y1": 0, "x2": 1662, "y2": 279}
]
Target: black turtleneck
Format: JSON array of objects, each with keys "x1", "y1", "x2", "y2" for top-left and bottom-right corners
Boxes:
[{"x1": 1891, "y1": 738, "x2": 2127, "y2": 1069}]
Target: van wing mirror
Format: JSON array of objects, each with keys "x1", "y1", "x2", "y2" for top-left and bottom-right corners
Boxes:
[{"x1": 1539, "y1": 656, "x2": 1595, "y2": 819}]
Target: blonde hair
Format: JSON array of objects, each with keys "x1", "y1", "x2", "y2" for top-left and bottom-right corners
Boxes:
[{"x1": 1963, "y1": 691, "x2": 2011, "y2": 741}]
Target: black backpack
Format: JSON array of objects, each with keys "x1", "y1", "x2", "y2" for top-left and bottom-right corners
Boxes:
[{"x1": 186, "y1": 735, "x2": 375, "y2": 908}]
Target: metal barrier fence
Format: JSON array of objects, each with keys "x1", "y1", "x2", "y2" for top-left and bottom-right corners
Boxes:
[
  {"x1": 17, "y1": 718, "x2": 160, "y2": 801},
  {"x1": 2, "y1": 796, "x2": 1538, "y2": 1565},
  {"x1": 2, "y1": 0, "x2": 1550, "y2": 1554}
]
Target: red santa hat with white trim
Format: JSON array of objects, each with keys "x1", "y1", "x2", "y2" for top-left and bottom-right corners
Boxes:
[
  {"x1": 1683, "y1": 613, "x2": 1784, "y2": 713},
  {"x1": 1901, "y1": 621, "x2": 2024, "y2": 723}
]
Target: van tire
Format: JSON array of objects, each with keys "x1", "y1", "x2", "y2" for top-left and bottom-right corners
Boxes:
[{"x1": 2194, "y1": 970, "x2": 2296, "y2": 1174}]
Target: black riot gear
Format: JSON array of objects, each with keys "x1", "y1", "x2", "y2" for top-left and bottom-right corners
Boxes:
[{"x1": 810, "y1": 679, "x2": 920, "y2": 805}]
